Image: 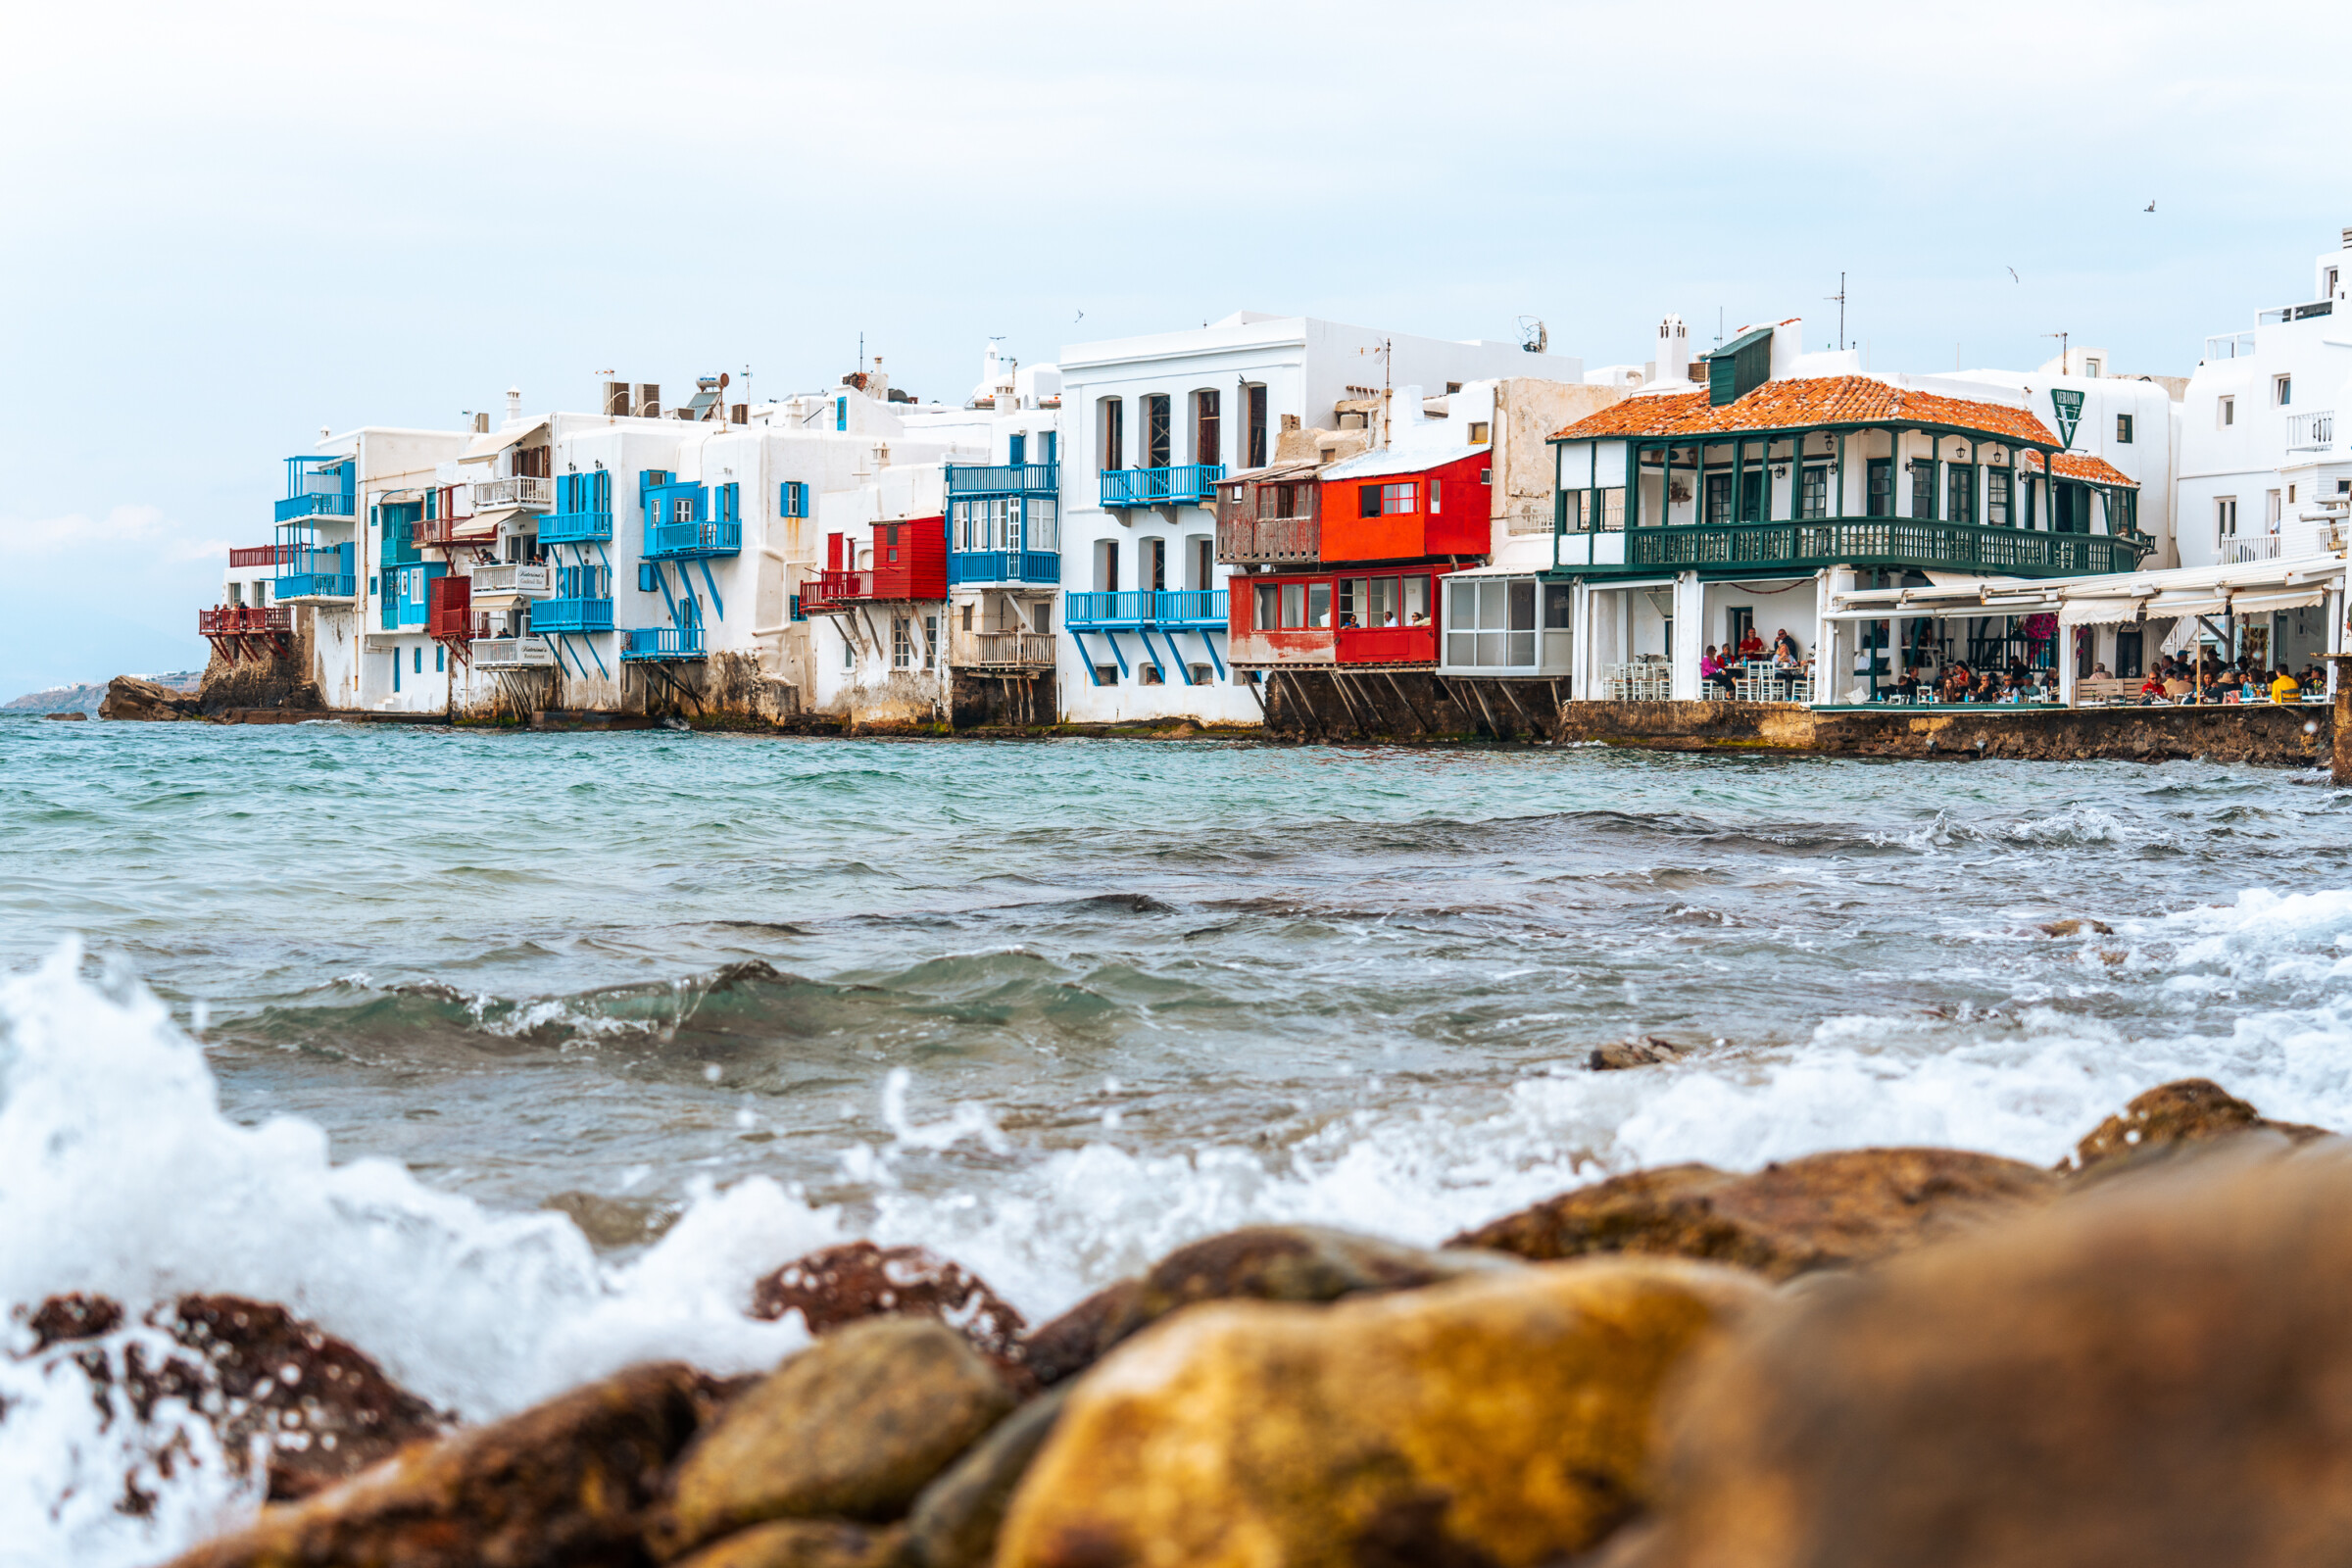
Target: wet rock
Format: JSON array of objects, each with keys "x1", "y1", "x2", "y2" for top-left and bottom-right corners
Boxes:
[
  {"x1": 1612, "y1": 1143, "x2": 2352, "y2": 1568},
  {"x1": 751, "y1": 1241, "x2": 1026, "y2": 1375},
  {"x1": 165, "y1": 1359, "x2": 720, "y2": 1568},
  {"x1": 651, "y1": 1317, "x2": 1015, "y2": 1560},
  {"x1": 98, "y1": 674, "x2": 201, "y2": 721},
  {"x1": 545, "y1": 1189, "x2": 681, "y2": 1250},
  {"x1": 1020, "y1": 1225, "x2": 1517, "y2": 1388},
  {"x1": 906, "y1": 1386, "x2": 1069, "y2": 1568},
  {"x1": 996, "y1": 1257, "x2": 1768, "y2": 1568},
  {"x1": 44, "y1": 710, "x2": 87, "y2": 720},
  {"x1": 2065, "y1": 1077, "x2": 2333, "y2": 1176},
  {"x1": 672, "y1": 1519, "x2": 908, "y2": 1568},
  {"x1": 18, "y1": 1292, "x2": 445, "y2": 1502},
  {"x1": 1590, "y1": 1036, "x2": 1693, "y2": 1071},
  {"x1": 1450, "y1": 1149, "x2": 2060, "y2": 1283},
  {"x1": 2036, "y1": 916, "x2": 2115, "y2": 936}
]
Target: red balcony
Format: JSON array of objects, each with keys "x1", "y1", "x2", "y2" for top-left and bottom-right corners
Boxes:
[
  {"x1": 813, "y1": 516, "x2": 948, "y2": 610},
  {"x1": 428, "y1": 575, "x2": 477, "y2": 652},
  {"x1": 1316, "y1": 450, "x2": 1493, "y2": 564},
  {"x1": 1227, "y1": 566, "x2": 1446, "y2": 669},
  {"x1": 199, "y1": 604, "x2": 293, "y2": 663},
  {"x1": 228, "y1": 544, "x2": 296, "y2": 568},
  {"x1": 800, "y1": 569, "x2": 870, "y2": 614}
]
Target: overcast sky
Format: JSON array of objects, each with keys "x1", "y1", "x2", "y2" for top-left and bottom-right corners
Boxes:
[{"x1": 3, "y1": 0, "x2": 2348, "y2": 695}]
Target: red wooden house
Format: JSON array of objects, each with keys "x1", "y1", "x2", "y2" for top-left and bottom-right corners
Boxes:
[{"x1": 804, "y1": 515, "x2": 948, "y2": 612}]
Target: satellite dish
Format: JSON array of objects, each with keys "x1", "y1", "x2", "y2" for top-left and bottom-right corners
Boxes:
[{"x1": 1517, "y1": 317, "x2": 1548, "y2": 354}]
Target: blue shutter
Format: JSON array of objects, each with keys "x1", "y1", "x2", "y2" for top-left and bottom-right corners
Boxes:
[
  {"x1": 1008, "y1": 433, "x2": 1026, "y2": 466},
  {"x1": 1043, "y1": 430, "x2": 1057, "y2": 464},
  {"x1": 639, "y1": 562, "x2": 659, "y2": 593},
  {"x1": 835, "y1": 396, "x2": 847, "y2": 432}
]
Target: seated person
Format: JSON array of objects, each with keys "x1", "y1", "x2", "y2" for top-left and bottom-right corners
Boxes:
[
  {"x1": 2089, "y1": 662, "x2": 2111, "y2": 679},
  {"x1": 1772, "y1": 628, "x2": 1801, "y2": 663},
  {"x1": 1736, "y1": 627, "x2": 1767, "y2": 660},
  {"x1": 1700, "y1": 646, "x2": 1737, "y2": 692},
  {"x1": 1892, "y1": 669, "x2": 1921, "y2": 701},
  {"x1": 2271, "y1": 665, "x2": 2302, "y2": 704},
  {"x1": 2137, "y1": 669, "x2": 2168, "y2": 702}
]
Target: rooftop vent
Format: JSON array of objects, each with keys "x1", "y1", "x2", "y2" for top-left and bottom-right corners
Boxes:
[{"x1": 1705, "y1": 325, "x2": 1775, "y2": 407}]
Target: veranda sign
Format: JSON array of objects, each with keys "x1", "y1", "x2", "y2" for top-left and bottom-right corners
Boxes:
[{"x1": 2050, "y1": 388, "x2": 2084, "y2": 449}]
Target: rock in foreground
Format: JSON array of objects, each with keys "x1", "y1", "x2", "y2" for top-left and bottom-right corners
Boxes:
[
  {"x1": 98, "y1": 674, "x2": 201, "y2": 720},
  {"x1": 1450, "y1": 1148, "x2": 2059, "y2": 1281},
  {"x1": 1612, "y1": 1143, "x2": 2352, "y2": 1568},
  {"x1": 1021, "y1": 1224, "x2": 1517, "y2": 1387},
  {"x1": 2064, "y1": 1076, "x2": 2331, "y2": 1175},
  {"x1": 997, "y1": 1256, "x2": 1767, "y2": 1568},
  {"x1": 651, "y1": 1317, "x2": 1015, "y2": 1560},
  {"x1": 750, "y1": 1240, "x2": 1027, "y2": 1376},
  {"x1": 164, "y1": 1360, "x2": 721, "y2": 1568}
]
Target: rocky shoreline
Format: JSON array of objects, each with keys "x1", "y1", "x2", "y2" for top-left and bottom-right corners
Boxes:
[{"x1": 15, "y1": 1077, "x2": 2343, "y2": 1567}]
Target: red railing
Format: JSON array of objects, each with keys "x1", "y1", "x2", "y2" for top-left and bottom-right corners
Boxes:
[
  {"x1": 228, "y1": 544, "x2": 295, "y2": 568},
  {"x1": 801, "y1": 569, "x2": 872, "y2": 612},
  {"x1": 198, "y1": 605, "x2": 293, "y2": 636},
  {"x1": 409, "y1": 514, "x2": 478, "y2": 550}
]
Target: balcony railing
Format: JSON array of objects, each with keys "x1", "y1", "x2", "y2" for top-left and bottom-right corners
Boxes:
[
  {"x1": 469, "y1": 563, "x2": 553, "y2": 599},
  {"x1": 948, "y1": 550, "x2": 1060, "y2": 586},
  {"x1": 1615, "y1": 519, "x2": 2152, "y2": 578},
  {"x1": 470, "y1": 475, "x2": 556, "y2": 512},
  {"x1": 533, "y1": 596, "x2": 614, "y2": 632},
  {"x1": 946, "y1": 462, "x2": 1060, "y2": 496},
  {"x1": 276, "y1": 545, "x2": 356, "y2": 600},
  {"x1": 539, "y1": 508, "x2": 613, "y2": 544},
  {"x1": 198, "y1": 606, "x2": 292, "y2": 637},
  {"x1": 2287, "y1": 410, "x2": 2335, "y2": 450},
  {"x1": 959, "y1": 630, "x2": 1057, "y2": 667},
  {"x1": 274, "y1": 491, "x2": 356, "y2": 522},
  {"x1": 2224, "y1": 535, "x2": 2283, "y2": 564},
  {"x1": 472, "y1": 635, "x2": 555, "y2": 667},
  {"x1": 1063, "y1": 590, "x2": 1229, "y2": 628},
  {"x1": 228, "y1": 544, "x2": 296, "y2": 568},
  {"x1": 622, "y1": 625, "x2": 705, "y2": 661},
  {"x1": 1101, "y1": 464, "x2": 1224, "y2": 508},
  {"x1": 801, "y1": 564, "x2": 946, "y2": 608},
  {"x1": 2258, "y1": 301, "x2": 2335, "y2": 326},
  {"x1": 2204, "y1": 330, "x2": 2256, "y2": 362},
  {"x1": 407, "y1": 514, "x2": 476, "y2": 550},
  {"x1": 644, "y1": 518, "x2": 742, "y2": 559},
  {"x1": 1216, "y1": 515, "x2": 1320, "y2": 564}
]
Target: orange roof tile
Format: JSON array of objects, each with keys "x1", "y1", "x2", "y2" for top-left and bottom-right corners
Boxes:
[
  {"x1": 2021, "y1": 451, "x2": 2138, "y2": 487},
  {"x1": 1550, "y1": 375, "x2": 2059, "y2": 448}
]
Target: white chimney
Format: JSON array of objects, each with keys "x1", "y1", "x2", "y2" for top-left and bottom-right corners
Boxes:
[
  {"x1": 1658, "y1": 315, "x2": 1690, "y2": 382},
  {"x1": 506, "y1": 386, "x2": 521, "y2": 423}
]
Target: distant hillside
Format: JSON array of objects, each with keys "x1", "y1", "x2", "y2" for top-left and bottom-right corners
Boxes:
[{"x1": 7, "y1": 671, "x2": 201, "y2": 716}]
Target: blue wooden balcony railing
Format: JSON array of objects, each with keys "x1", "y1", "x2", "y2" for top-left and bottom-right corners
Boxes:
[
  {"x1": 948, "y1": 550, "x2": 1060, "y2": 587},
  {"x1": 276, "y1": 543, "x2": 355, "y2": 599},
  {"x1": 644, "y1": 518, "x2": 742, "y2": 559},
  {"x1": 541, "y1": 509, "x2": 614, "y2": 544},
  {"x1": 622, "y1": 624, "x2": 705, "y2": 661},
  {"x1": 1101, "y1": 464, "x2": 1224, "y2": 508},
  {"x1": 534, "y1": 597, "x2": 615, "y2": 633},
  {"x1": 947, "y1": 462, "x2": 1060, "y2": 496},
  {"x1": 1062, "y1": 589, "x2": 1228, "y2": 628},
  {"x1": 275, "y1": 490, "x2": 357, "y2": 522}
]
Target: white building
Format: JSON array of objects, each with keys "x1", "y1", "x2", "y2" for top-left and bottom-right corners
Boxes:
[
  {"x1": 2176, "y1": 226, "x2": 2352, "y2": 670},
  {"x1": 1054, "y1": 313, "x2": 1584, "y2": 724}
]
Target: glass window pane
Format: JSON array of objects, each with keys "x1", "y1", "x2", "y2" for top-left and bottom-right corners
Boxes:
[
  {"x1": 1255, "y1": 583, "x2": 1278, "y2": 630},
  {"x1": 1508, "y1": 580, "x2": 1536, "y2": 630},
  {"x1": 1446, "y1": 579, "x2": 1474, "y2": 626},
  {"x1": 1477, "y1": 580, "x2": 1504, "y2": 630},
  {"x1": 1446, "y1": 632, "x2": 1473, "y2": 665},
  {"x1": 1308, "y1": 582, "x2": 1331, "y2": 628},
  {"x1": 1368, "y1": 577, "x2": 1395, "y2": 626},
  {"x1": 1405, "y1": 576, "x2": 1430, "y2": 624},
  {"x1": 1476, "y1": 630, "x2": 1504, "y2": 666},
  {"x1": 1509, "y1": 631, "x2": 1536, "y2": 665},
  {"x1": 1281, "y1": 582, "x2": 1303, "y2": 627}
]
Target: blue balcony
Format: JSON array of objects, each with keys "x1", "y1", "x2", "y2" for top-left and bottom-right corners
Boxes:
[
  {"x1": 1063, "y1": 590, "x2": 1227, "y2": 628},
  {"x1": 1101, "y1": 464, "x2": 1223, "y2": 509},
  {"x1": 644, "y1": 518, "x2": 742, "y2": 559},
  {"x1": 544, "y1": 472, "x2": 614, "y2": 544},
  {"x1": 622, "y1": 624, "x2": 705, "y2": 661},
  {"x1": 947, "y1": 461, "x2": 1059, "y2": 497},
  {"x1": 278, "y1": 455, "x2": 356, "y2": 521},
  {"x1": 277, "y1": 543, "x2": 355, "y2": 601},
  {"x1": 535, "y1": 597, "x2": 615, "y2": 633},
  {"x1": 276, "y1": 490, "x2": 357, "y2": 522},
  {"x1": 949, "y1": 550, "x2": 1060, "y2": 587}
]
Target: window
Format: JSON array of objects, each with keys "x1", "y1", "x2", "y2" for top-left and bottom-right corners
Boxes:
[
  {"x1": 960, "y1": 603, "x2": 974, "y2": 632},
  {"x1": 1041, "y1": 430, "x2": 1057, "y2": 464},
  {"x1": 671, "y1": 498, "x2": 695, "y2": 523},
  {"x1": 1947, "y1": 466, "x2": 1975, "y2": 524},
  {"x1": 1358, "y1": 482, "x2": 1417, "y2": 516},
  {"x1": 1308, "y1": 581, "x2": 1332, "y2": 628},
  {"x1": 1403, "y1": 575, "x2": 1431, "y2": 626},
  {"x1": 1194, "y1": 390, "x2": 1219, "y2": 466},
  {"x1": 1987, "y1": 468, "x2": 2012, "y2": 525},
  {"x1": 1909, "y1": 461, "x2": 1936, "y2": 519},
  {"x1": 1867, "y1": 459, "x2": 1892, "y2": 517},
  {"x1": 1191, "y1": 536, "x2": 1212, "y2": 592},
  {"x1": 1008, "y1": 432, "x2": 1026, "y2": 466},
  {"x1": 2115, "y1": 414, "x2": 2134, "y2": 444},
  {"x1": 1255, "y1": 583, "x2": 1278, "y2": 631},
  {"x1": 1266, "y1": 483, "x2": 1301, "y2": 518},
  {"x1": 2220, "y1": 396, "x2": 2235, "y2": 427},
  {"x1": 1705, "y1": 471, "x2": 1733, "y2": 526},
  {"x1": 835, "y1": 396, "x2": 847, "y2": 432},
  {"x1": 2216, "y1": 496, "x2": 2238, "y2": 541},
  {"x1": 1544, "y1": 584, "x2": 1571, "y2": 629},
  {"x1": 1728, "y1": 607, "x2": 1754, "y2": 650},
  {"x1": 1280, "y1": 581, "x2": 1304, "y2": 628},
  {"x1": 2277, "y1": 375, "x2": 2293, "y2": 407},
  {"x1": 1146, "y1": 537, "x2": 1166, "y2": 591},
  {"x1": 2328, "y1": 266, "x2": 2341, "y2": 297},
  {"x1": 1445, "y1": 577, "x2": 1538, "y2": 668},
  {"x1": 1100, "y1": 398, "x2": 1125, "y2": 471},
  {"x1": 892, "y1": 614, "x2": 912, "y2": 668},
  {"x1": 1027, "y1": 497, "x2": 1057, "y2": 552},
  {"x1": 638, "y1": 562, "x2": 660, "y2": 592},
  {"x1": 1144, "y1": 394, "x2": 1171, "y2": 467},
  {"x1": 2267, "y1": 490, "x2": 2282, "y2": 531},
  {"x1": 843, "y1": 627, "x2": 856, "y2": 668},
  {"x1": 1095, "y1": 538, "x2": 1118, "y2": 592},
  {"x1": 1798, "y1": 465, "x2": 1829, "y2": 519},
  {"x1": 1032, "y1": 601, "x2": 1052, "y2": 633},
  {"x1": 1247, "y1": 384, "x2": 1268, "y2": 467},
  {"x1": 1468, "y1": 421, "x2": 1491, "y2": 444},
  {"x1": 779, "y1": 480, "x2": 808, "y2": 517},
  {"x1": 2082, "y1": 359, "x2": 2101, "y2": 377},
  {"x1": 435, "y1": 645, "x2": 445, "y2": 672},
  {"x1": 1338, "y1": 577, "x2": 1364, "y2": 627},
  {"x1": 924, "y1": 614, "x2": 938, "y2": 668}
]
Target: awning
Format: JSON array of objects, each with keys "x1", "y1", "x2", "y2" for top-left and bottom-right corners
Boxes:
[
  {"x1": 462, "y1": 418, "x2": 549, "y2": 461},
  {"x1": 1827, "y1": 553, "x2": 2344, "y2": 622},
  {"x1": 454, "y1": 507, "x2": 524, "y2": 540}
]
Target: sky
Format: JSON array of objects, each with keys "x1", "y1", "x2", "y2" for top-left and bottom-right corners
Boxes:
[{"x1": 2, "y1": 0, "x2": 2348, "y2": 696}]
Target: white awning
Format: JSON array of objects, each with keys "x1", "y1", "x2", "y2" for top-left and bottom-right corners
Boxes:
[
  {"x1": 1827, "y1": 553, "x2": 2344, "y2": 622},
  {"x1": 462, "y1": 418, "x2": 549, "y2": 461},
  {"x1": 453, "y1": 507, "x2": 524, "y2": 541}
]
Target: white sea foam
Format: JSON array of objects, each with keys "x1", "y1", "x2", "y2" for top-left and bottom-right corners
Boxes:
[{"x1": 10, "y1": 877, "x2": 2352, "y2": 1563}]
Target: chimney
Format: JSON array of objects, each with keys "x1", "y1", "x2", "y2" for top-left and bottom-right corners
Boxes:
[
  {"x1": 506, "y1": 386, "x2": 521, "y2": 423},
  {"x1": 1657, "y1": 315, "x2": 1690, "y2": 382}
]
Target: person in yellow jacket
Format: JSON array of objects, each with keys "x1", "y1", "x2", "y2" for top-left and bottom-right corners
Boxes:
[{"x1": 2270, "y1": 666, "x2": 2302, "y2": 704}]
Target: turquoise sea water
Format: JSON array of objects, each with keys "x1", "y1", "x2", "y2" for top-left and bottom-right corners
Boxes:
[{"x1": 9, "y1": 715, "x2": 2352, "y2": 1561}]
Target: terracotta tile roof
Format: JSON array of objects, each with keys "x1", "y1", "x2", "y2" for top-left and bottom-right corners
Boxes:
[
  {"x1": 1550, "y1": 375, "x2": 2060, "y2": 448},
  {"x1": 2021, "y1": 451, "x2": 2138, "y2": 487}
]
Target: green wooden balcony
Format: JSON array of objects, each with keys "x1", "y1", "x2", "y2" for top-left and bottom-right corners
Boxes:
[{"x1": 1559, "y1": 517, "x2": 2153, "y2": 578}]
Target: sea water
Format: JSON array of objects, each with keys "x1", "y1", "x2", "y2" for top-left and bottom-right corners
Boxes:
[{"x1": 5, "y1": 716, "x2": 2352, "y2": 1563}]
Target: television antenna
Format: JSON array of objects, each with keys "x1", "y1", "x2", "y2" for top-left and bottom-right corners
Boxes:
[{"x1": 1824, "y1": 273, "x2": 1846, "y2": 350}]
